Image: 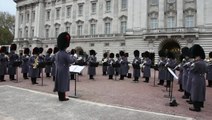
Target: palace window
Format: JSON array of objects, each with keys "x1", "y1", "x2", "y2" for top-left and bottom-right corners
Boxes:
[
  {"x1": 31, "y1": 27, "x2": 34, "y2": 38},
  {"x1": 26, "y1": 12, "x2": 29, "y2": 23},
  {"x1": 25, "y1": 27, "x2": 28, "y2": 38},
  {"x1": 150, "y1": 18, "x2": 158, "y2": 29},
  {"x1": 55, "y1": 27, "x2": 59, "y2": 37},
  {"x1": 90, "y1": 43, "x2": 95, "y2": 47},
  {"x1": 77, "y1": 25, "x2": 82, "y2": 36},
  {"x1": 32, "y1": 11, "x2": 35, "y2": 22},
  {"x1": 66, "y1": 6, "x2": 71, "y2": 18},
  {"x1": 167, "y1": 16, "x2": 176, "y2": 28},
  {"x1": 19, "y1": 28, "x2": 22, "y2": 38},
  {"x1": 78, "y1": 4, "x2": 83, "y2": 16},
  {"x1": 56, "y1": 8, "x2": 61, "y2": 19},
  {"x1": 91, "y1": 2, "x2": 96, "y2": 14},
  {"x1": 46, "y1": 29, "x2": 49, "y2": 38},
  {"x1": 46, "y1": 10, "x2": 51, "y2": 21},
  {"x1": 106, "y1": 0, "x2": 111, "y2": 12},
  {"x1": 120, "y1": 21, "x2": 127, "y2": 33},
  {"x1": 90, "y1": 24, "x2": 96, "y2": 35},
  {"x1": 121, "y1": 0, "x2": 127, "y2": 10},
  {"x1": 150, "y1": 0, "x2": 159, "y2": 5},
  {"x1": 185, "y1": 16, "x2": 194, "y2": 27},
  {"x1": 20, "y1": 14, "x2": 23, "y2": 24},
  {"x1": 105, "y1": 23, "x2": 111, "y2": 34}
]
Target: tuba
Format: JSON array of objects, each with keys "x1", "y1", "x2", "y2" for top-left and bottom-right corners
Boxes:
[{"x1": 33, "y1": 56, "x2": 39, "y2": 69}]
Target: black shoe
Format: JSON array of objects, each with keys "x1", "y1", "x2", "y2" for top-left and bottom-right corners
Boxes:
[
  {"x1": 178, "y1": 89, "x2": 184, "y2": 92},
  {"x1": 24, "y1": 77, "x2": 29, "y2": 79},
  {"x1": 59, "y1": 98, "x2": 69, "y2": 101},
  {"x1": 157, "y1": 83, "x2": 163, "y2": 85},
  {"x1": 189, "y1": 107, "x2": 201, "y2": 112},
  {"x1": 0, "y1": 80, "x2": 6, "y2": 82},
  {"x1": 186, "y1": 100, "x2": 193, "y2": 104},
  {"x1": 143, "y1": 81, "x2": 148, "y2": 83},
  {"x1": 182, "y1": 95, "x2": 189, "y2": 99}
]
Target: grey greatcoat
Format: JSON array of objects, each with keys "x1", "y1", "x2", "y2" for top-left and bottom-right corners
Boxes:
[
  {"x1": 51, "y1": 54, "x2": 56, "y2": 77},
  {"x1": 182, "y1": 60, "x2": 191, "y2": 90},
  {"x1": 206, "y1": 62, "x2": 212, "y2": 81},
  {"x1": 45, "y1": 54, "x2": 52, "y2": 74},
  {"x1": 29, "y1": 55, "x2": 39, "y2": 78},
  {"x1": 8, "y1": 51, "x2": 19, "y2": 75},
  {"x1": 143, "y1": 58, "x2": 152, "y2": 78},
  {"x1": 0, "y1": 53, "x2": 8, "y2": 76},
  {"x1": 102, "y1": 58, "x2": 108, "y2": 74},
  {"x1": 132, "y1": 57, "x2": 142, "y2": 78},
  {"x1": 158, "y1": 58, "x2": 167, "y2": 80},
  {"x1": 87, "y1": 55, "x2": 97, "y2": 76},
  {"x1": 21, "y1": 55, "x2": 30, "y2": 74},
  {"x1": 119, "y1": 56, "x2": 128, "y2": 76},
  {"x1": 190, "y1": 60, "x2": 207, "y2": 102},
  {"x1": 165, "y1": 58, "x2": 177, "y2": 81},
  {"x1": 54, "y1": 50, "x2": 75, "y2": 92},
  {"x1": 107, "y1": 58, "x2": 115, "y2": 75},
  {"x1": 115, "y1": 57, "x2": 121, "y2": 75}
]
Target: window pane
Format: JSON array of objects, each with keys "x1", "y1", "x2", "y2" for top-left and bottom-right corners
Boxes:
[
  {"x1": 92, "y1": 3, "x2": 96, "y2": 13},
  {"x1": 121, "y1": 21, "x2": 127, "y2": 33},
  {"x1": 121, "y1": 0, "x2": 127, "y2": 9},
  {"x1": 105, "y1": 23, "x2": 110, "y2": 34},
  {"x1": 150, "y1": 18, "x2": 158, "y2": 29},
  {"x1": 185, "y1": 16, "x2": 194, "y2": 27},
  {"x1": 106, "y1": 1, "x2": 111, "y2": 12}
]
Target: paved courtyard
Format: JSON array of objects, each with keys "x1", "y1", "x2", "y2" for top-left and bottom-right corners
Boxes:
[{"x1": 0, "y1": 66, "x2": 212, "y2": 120}]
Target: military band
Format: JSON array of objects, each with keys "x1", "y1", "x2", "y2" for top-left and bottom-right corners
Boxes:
[{"x1": 0, "y1": 40, "x2": 211, "y2": 111}]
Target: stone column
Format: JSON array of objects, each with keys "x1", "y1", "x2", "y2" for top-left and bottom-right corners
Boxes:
[
  {"x1": 14, "y1": 7, "x2": 20, "y2": 39},
  {"x1": 127, "y1": 0, "x2": 134, "y2": 32},
  {"x1": 177, "y1": 0, "x2": 183, "y2": 27},
  {"x1": 196, "y1": 0, "x2": 205, "y2": 27},
  {"x1": 159, "y1": 0, "x2": 165, "y2": 28},
  {"x1": 139, "y1": 0, "x2": 148, "y2": 30}
]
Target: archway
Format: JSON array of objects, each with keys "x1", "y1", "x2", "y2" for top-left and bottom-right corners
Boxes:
[{"x1": 159, "y1": 39, "x2": 181, "y2": 60}]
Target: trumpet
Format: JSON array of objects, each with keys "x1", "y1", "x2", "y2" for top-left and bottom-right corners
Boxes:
[{"x1": 33, "y1": 56, "x2": 39, "y2": 69}]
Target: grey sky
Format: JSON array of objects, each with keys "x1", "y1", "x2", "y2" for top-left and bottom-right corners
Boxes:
[{"x1": 0, "y1": 0, "x2": 16, "y2": 15}]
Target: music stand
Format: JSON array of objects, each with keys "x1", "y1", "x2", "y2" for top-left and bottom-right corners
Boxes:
[
  {"x1": 69, "y1": 65, "x2": 85, "y2": 98},
  {"x1": 165, "y1": 67, "x2": 179, "y2": 107},
  {"x1": 37, "y1": 62, "x2": 46, "y2": 86},
  {"x1": 13, "y1": 61, "x2": 22, "y2": 83}
]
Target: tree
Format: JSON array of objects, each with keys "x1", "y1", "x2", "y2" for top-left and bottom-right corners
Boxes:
[{"x1": 0, "y1": 12, "x2": 15, "y2": 45}]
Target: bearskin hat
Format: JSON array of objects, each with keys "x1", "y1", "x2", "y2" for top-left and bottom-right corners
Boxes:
[
  {"x1": 79, "y1": 50, "x2": 84, "y2": 55},
  {"x1": 47, "y1": 48, "x2": 53, "y2": 54},
  {"x1": 32, "y1": 47, "x2": 39, "y2": 55},
  {"x1": 103, "y1": 52, "x2": 108, "y2": 58},
  {"x1": 116, "y1": 53, "x2": 120, "y2": 58},
  {"x1": 39, "y1": 47, "x2": 43, "y2": 54},
  {"x1": 209, "y1": 52, "x2": 212, "y2": 58},
  {"x1": 141, "y1": 52, "x2": 145, "y2": 58},
  {"x1": 158, "y1": 50, "x2": 166, "y2": 57},
  {"x1": 119, "y1": 51, "x2": 125, "y2": 57},
  {"x1": 134, "y1": 50, "x2": 140, "y2": 57},
  {"x1": 125, "y1": 53, "x2": 129, "y2": 57},
  {"x1": 70, "y1": 49, "x2": 76, "y2": 55},
  {"x1": 89, "y1": 50, "x2": 96, "y2": 55},
  {"x1": 57, "y1": 32, "x2": 71, "y2": 50},
  {"x1": 109, "y1": 53, "x2": 114, "y2": 58},
  {"x1": 24, "y1": 48, "x2": 30, "y2": 55},
  {"x1": 53, "y1": 47, "x2": 59, "y2": 54},
  {"x1": 190, "y1": 44, "x2": 205, "y2": 59},
  {"x1": 181, "y1": 47, "x2": 190, "y2": 57},
  {"x1": 10, "y1": 44, "x2": 17, "y2": 51},
  {"x1": 0, "y1": 46, "x2": 7, "y2": 53},
  {"x1": 143, "y1": 51, "x2": 150, "y2": 58},
  {"x1": 167, "y1": 51, "x2": 175, "y2": 59}
]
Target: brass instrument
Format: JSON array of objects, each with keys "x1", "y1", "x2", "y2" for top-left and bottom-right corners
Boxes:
[
  {"x1": 33, "y1": 56, "x2": 39, "y2": 69},
  {"x1": 206, "y1": 59, "x2": 212, "y2": 66}
]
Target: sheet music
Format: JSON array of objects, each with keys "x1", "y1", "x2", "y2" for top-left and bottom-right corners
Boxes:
[
  {"x1": 167, "y1": 67, "x2": 178, "y2": 80},
  {"x1": 69, "y1": 65, "x2": 85, "y2": 73}
]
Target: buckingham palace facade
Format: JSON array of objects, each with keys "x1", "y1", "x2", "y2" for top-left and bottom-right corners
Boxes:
[{"x1": 13, "y1": 0, "x2": 212, "y2": 62}]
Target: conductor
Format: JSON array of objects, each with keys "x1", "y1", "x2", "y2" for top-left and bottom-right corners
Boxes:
[{"x1": 54, "y1": 32, "x2": 76, "y2": 101}]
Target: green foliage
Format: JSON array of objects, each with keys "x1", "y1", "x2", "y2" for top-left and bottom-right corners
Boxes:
[{"x1": 0, "y1": 11, "x2": 15, "y2": 45}]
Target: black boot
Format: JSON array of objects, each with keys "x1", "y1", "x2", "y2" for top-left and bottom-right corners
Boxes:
[
  {"x1": 207, "y1": 80, "x2": 212, "y2": 87},
  {"x1": 143, "y1": 77, "x2": 149, "y2": 83},
  {"x1": 58, "y1": 92, "x2": 69, "y2": 101},
  {"x1": 178, "y1": 84, "x2": 184, "y2": 92},
  {"x1": 89, "y1": 75, "x2": 94, "y2": 80},
  {"x1": 0, "y1": 75, "x2": 6, "y2": 82},
  {"x1": 53, "y1": 76, "x2": 55, "y2": 81},
  {"x1": 23, "y1": 73, "x2": 28, "y2": 79},
  {"x1": 109, "y1": 75, "x2": 113, "y2": 79},
  {"x1": 119, "y1": 75, "x2": 124, "y2": 80},
  {"x1": 165, "y1": 80, "x2": 171, "y2": 87},
  {"x1": 158, "y1": 80, "x2": 164, "y2": 85},
  {"x1": 189, "y1": 102, "x2": 201, "y2": 112},
  {"x1": 10, "y1": 75, "x2": 16, "y2": 80},
  {"x1": 46, "y1": 73, "x2": 50, "y2": 78}
]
